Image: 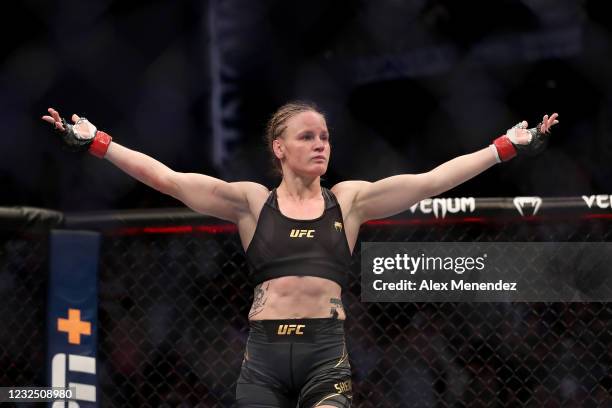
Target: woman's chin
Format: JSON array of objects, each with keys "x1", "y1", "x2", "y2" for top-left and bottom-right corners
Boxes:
[
  {"x1": 310, "y1": 164, "x2": 328, "y2": 177},
  {"x1": 298, "y1": 165, "x2": 327, "y2": 178}
]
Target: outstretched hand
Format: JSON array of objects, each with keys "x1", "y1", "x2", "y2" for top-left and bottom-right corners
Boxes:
[
  {"x1": 539, "y1": 112, "x2": 559, "y2": 133},
  {"x1": 41, "y1": 108, "x2": 82, "y2": 132},
  {"x1": 506, "y1": 113, "x2": 559, "y2": 145},
  {"x1": 492, "y1": 113, "x2": 559, "y2": 162},
  {"x1": 40, "y1": 107, "x2": 111, "y2": 157}
]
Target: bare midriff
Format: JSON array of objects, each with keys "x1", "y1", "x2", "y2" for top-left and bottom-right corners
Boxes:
[{"x1": 248, "y1": 275, "x2": 345, "y2": 321}]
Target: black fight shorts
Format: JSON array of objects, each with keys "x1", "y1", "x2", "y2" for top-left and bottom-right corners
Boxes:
[{"x1": 236, "y1": 318, "x2": 352, "y2": 407}]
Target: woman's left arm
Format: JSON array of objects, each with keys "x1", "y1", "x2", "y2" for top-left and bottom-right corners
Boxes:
[{"x1": 336, "y1": 113, "x2": 559, "y2": 224}]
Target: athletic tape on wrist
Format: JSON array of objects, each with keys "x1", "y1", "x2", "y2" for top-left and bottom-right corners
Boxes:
[
  {"x1": 493, "y1": 135, "x2": 517, "y2": 162},
  {"x1": 89, "y1": 131, "x2": 112, "y2": 159}
]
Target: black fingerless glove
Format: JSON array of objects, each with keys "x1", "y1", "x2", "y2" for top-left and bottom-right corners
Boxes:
[
  {"x1": 55, "y1": 118, "x2": 94, "y2": 152},
  {"x1": 492, "y1": 121, "x2": 551, "y2": 162},
  {"x1": 513, "y1": 122, "x2": 550, "y2": 157},
  {"x1": 54, "y1": 117, "x2": 112, "y2": 158}
]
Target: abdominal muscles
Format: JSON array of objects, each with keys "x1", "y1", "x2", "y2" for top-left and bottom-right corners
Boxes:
[{"x1": 248, "y1": 276, "x2": 345, "y2": 320}]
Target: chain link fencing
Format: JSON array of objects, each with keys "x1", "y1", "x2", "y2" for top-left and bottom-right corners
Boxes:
[
  {"x1": 0, "y1": 207, "x2": 62, "y2": 403},
  {"x1": 0, "y1": 231, "x2": 48, "y2": 393},
  {"x1": 1, "y1": 204, "x2": 611, "y2": 407}
]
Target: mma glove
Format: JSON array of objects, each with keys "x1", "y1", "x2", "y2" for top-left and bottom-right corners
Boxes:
[
  {"x1": 491, "y1": 121, "x2": 551, "y2": 162},
  {"x1": 55, "y1": 117, "x2": 112, "y2": 158}
]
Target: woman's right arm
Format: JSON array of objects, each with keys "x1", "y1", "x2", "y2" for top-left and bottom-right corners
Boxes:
[
  {"x1": 105, "y1": 142, "x2": 267, "y2": 223},
  {"x1": 43, "y1": 108, "x2": 268, "y2": 223}
]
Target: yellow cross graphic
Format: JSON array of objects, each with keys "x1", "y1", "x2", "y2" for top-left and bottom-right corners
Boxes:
[{"x1": 58, "y1": 308, "x2": 91, "y2": 345}]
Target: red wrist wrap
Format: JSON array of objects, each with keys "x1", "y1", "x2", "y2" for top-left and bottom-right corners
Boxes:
[
  {"x1": 493, "y1": 135, "x2": 517, "y2": 162},
  {"x1": 89, "y1": 131, "x2": 112, "y2": 159}
]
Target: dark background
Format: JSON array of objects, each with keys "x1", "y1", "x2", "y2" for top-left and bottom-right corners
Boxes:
[{"x1": 2, "y1": 0, "x2": 612, "y2": 212}]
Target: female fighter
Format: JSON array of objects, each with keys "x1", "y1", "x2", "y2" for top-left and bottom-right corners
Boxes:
[{"x1": 42, "y1": 103, "x2": 558, "y2": 407}]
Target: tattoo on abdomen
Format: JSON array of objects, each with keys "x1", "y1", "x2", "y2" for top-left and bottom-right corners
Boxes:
[
  {"x1": 330, "y1": 297, "x2": 343, "y2": 319},
  {"x1": 248, "y1": 282, "x2": 270, "y2": 319}
]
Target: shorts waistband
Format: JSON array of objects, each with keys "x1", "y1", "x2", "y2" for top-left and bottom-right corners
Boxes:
[{"x1": 249, "y1": 318, "x2": 344, "y2": 343}]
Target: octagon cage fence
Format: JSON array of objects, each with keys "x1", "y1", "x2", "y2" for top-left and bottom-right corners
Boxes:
[{"x1": 0, "y1": 196, "x2": 611, "y2": 407}]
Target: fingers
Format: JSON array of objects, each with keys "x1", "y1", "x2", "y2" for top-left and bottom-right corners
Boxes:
[
  {"x1": 544, "y1": 113, "x2": 559, "y2": 124},
  {"x1": 551, "y1": 112, "x2": 559, "y2": 126},
  {"x1": 42, "y1": 107, "x2": 65, "y2": 131},
  {"x1": 547, "y1": 113, "x2": 559, "y2": 128},
  {"x1": 539, "y1": 112, "x2": 559, "y2": 133},
  {"x1": 48, "y1": 108, "x2": 61, "y2": 123},
  {"x1": 71, "y1": 114, "x2": 81, "y2": 123}
]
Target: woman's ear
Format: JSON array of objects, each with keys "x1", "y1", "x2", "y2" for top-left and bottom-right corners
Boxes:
[{"x1": 273, "y1": 138, "x2": 284, "y2": 160}]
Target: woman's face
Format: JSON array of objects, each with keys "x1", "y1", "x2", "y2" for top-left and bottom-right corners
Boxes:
[{"x1": 274, "y1": 110, "x2": 330, "y2": 177}]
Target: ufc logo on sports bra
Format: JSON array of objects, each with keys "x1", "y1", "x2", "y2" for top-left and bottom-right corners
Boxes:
[
  {"x1": 289, "y1": 229, "x2": 315, "y2": 238},
  {"x1": 277, "y1": 324, "x2": 305, "y2": 335}
]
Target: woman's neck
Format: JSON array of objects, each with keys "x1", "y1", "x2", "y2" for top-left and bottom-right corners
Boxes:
[{"x1": 277, "y1": 176, "x2": 321, "y2": 201}]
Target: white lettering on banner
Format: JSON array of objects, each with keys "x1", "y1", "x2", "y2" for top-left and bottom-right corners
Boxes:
[
  {"x1": 52, "y1": 353, "x2": 96, "y2": 407},
  {"x1": 513, "y1": 197, "x2": 542, "y2": 216},
  {"x1": 409, "y1": 197, "x2": 476, "y2": 218},
  {"x1": 68, "y1": 355, "x2": 96, "y2": 374},
  {"x1": 582, "y1": 195, "x2": 612, "y2": 209}
]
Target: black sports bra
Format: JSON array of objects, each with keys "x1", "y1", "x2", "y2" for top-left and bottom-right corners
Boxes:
[{"x1": 245, "y1": 188, "x2": 352, "y2": 289}]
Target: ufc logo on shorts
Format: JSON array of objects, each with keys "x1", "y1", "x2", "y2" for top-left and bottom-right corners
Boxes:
[
  {"x1": 289, "y1": 229, "x2": 315, "y2": 238},
  {"x1": 51, "y1": 353, "x2": 96, "y2": 407},
  {"x1": 277, "y1": 324, "x2": 305, "y2": 335}
]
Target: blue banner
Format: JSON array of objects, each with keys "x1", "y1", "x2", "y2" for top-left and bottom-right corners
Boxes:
[{"x1": 47, "y1": 230, "x2": 100, "y2": 407}]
